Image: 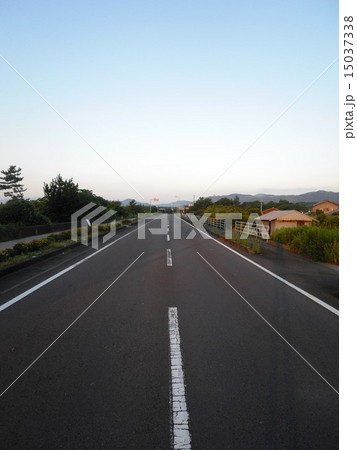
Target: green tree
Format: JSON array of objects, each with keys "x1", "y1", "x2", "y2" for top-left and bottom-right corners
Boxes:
[
  {"x1": 241, "y1": 200, "x2": 261, "y2": 210},
  {"x1": 43, "y1": 174, "x2": 80, "y2": 222},
  {"x1": 189, "y1": 197, "x2": 212, "y2": 214},
  {"x1": 232, "y1": 195, "x2": 240, "y2": 206},
  {"x1": 107, "y1": 200, "x2": 125, "y2": 217},
  {"x1": 262, "y1": 200, "x2": 309, "y2": 213},
  {"x1": 0, "y1": 165, "x2": 27, "y2": 199},
  {"x1": 0, "y1": 199, "x2": 50, "y2": 225},
  {"x1": 78, "y1": 189, "x2": 109, "y2": 208},
  {"x1": 125, "y1": 199, "x2": 145, "y2": 215},
  {"x1": 215, "y1": 197, "x2": 233, "y2": 206},
  {"x1": 205, "y1": 204, "x2": 242, "y2": 214}
]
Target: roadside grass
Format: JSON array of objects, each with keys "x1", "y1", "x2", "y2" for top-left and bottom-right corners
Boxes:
[
  {"x1": 272, "y1": 226, "x2": 339, "y2": 264},
  {"x1": 0, "y1": 240, "x2": 73, "y2": 269},
  {"x1": 0, "y1": 223, "x2": 126, "y2": 270},
  {"x1": 207, "y1": 227, "x2": 261, "y2": 254}
]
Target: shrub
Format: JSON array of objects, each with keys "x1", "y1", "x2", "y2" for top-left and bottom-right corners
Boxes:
[
  {"x1": 13, "y1": 242, "x2": 30, "y2": 255},
  {"x1": 0, "y1": 248, "x2": 15, "y2": 262},
  {"x1": 314, "y1": 212, "x2": 339, "y2": 228},
  {"x1": 0, "y1": 233, "x2": 73, "y2": 267},
  {"x1": 0, "y1": 223, "x2": 22, "y2": 241},
  {"x1": 0, "y1": 199, "x2": 50, "y2": 225},
  {"x1": 26, "y1": 238, "x2": 49, "y2": 251},
  {"x1": 272, "y1": 226, "x2": 338, "y2": 263},
  {"x1": 54, "y1": 230, "x2": 72, "y2": 241}
]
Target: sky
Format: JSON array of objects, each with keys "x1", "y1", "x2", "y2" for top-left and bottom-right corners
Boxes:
[{"x1": 0, "y1": 0, "x2": 338, "y2": 203}]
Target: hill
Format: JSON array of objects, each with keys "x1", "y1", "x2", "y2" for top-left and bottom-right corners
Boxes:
[
  {"x1": 119, "y1": 190, "x2": 338, "y2": 208},
  {"x1": 210, "y1": 190, "x2": 339, "y2": 205}
]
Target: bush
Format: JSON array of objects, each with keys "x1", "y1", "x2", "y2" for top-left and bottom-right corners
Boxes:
[
  {"x1": 0, "y1": 223, "x2": 22, "y2": 241},
  {"x1": 32, "y1": 213, "x2": 52, "y2": 226},
  {"x1": 272, "y1": 226, "x2": 339, "y2": 263},
  {"x1": 26, "y1": 238, "x2": 49, "y2": 251},
  {"x1": 315, "y1": 212, "x2": 339, "y2": 228},
  {"x1": 0, "y1": 199, "x2": 51, "y2": 226},
  {"x1": 0, "y1": 234, "x2": 72, "y2": 265},
  {"x1": 0, "y1": 200, "x2": 35, "y2": 225},
  {"x1": 0, "y1": 248, "x2": 15, "y2": 262},
  {"x1": 12, "y1": 242, "x2": 30, "y2": 255},
  {"x1": 54, "y1": 230, "x2": 72, "y2": 241},
  {"x1": 12, "y1": 238, "x2": 50, "y2": 255}
]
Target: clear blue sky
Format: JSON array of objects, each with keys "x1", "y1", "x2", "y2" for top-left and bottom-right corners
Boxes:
[{"x1": 0, "y1": 0, "x2": 338, "y2": 203}]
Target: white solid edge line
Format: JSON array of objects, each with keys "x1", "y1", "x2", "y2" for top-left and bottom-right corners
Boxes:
[
  {"x1": 197, "y1": 252, "x2": 338, "y2": 395},
  {"x1": 167, "y1": 249, "x2": 173, "y2": 266},
  {"x1": 181, "y1": 218, "x2": 338, "y2": 316},
  {"x1": 0, "y1": 252, "x2": 145, "y2": 398},
  {"x1": 169, "y1": 307, "x2": 192, "y2": 449},
  {"x1": 0, "y1": 221, "x2": 151, "y2": 313}
]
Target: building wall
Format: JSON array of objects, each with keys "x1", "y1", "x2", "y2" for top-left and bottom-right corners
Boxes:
[
  {"x1": 273, "y1": 220, "x2": 312, "y2": 234},
  {"x1": 311, "y1": 201, "x2": 338, "y2": 213},
  {"x1": 262, "y1": 219, "x2": 313, "y2": 235}
]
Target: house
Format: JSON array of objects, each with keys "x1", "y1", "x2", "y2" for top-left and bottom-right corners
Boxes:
[
  {"x1": 311, "y1": 200, "x2": 339, "y2": 214},
  {"x1": 262, "y1": 207, "x2": 279, "y2": 215},
  {"x1": 258, "y1": 210, "x2": 317, "y2": 236}
]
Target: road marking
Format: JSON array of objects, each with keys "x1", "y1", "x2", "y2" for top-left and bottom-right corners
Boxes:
[
  {"x1": 181, "y1": 218, "x2": 338, "y2": 316},
  {"x1": 168, "y1": 307, "x2": 191, "y2": 449},
  {"x1": 197, "y1": 252, "x2": 339, "y2": 395},
  {"x1": 167, "y1": 235, "x2": 170, "y2": 241},
  {"x1": 0, "y1": 220, "x2": 152, "y2": 313},
  {"x1": 167, "y1": 249, "x2": 173, "y2": 266},
  {"x1": 0, "y1": 252, "x2": 91, "y2": 295},
  {"x1": 0, "y1": 252, "x2": 144, "y2": 399}
]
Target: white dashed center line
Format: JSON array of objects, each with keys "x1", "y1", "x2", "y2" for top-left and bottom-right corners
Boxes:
[
  {"x1": 168, "y1": 307, "x2": 191, "y2": 449},
  {"x1": 167, "y1": 249, "x2": 173, "y2": 266}
]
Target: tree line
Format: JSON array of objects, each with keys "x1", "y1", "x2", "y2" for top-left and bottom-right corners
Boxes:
[
  {"x1": 188, "y1": 196, "x2": 311, "y2": 218},
  {"x1": 0, "y1": 165, "x2": 150, "y2": 227}
]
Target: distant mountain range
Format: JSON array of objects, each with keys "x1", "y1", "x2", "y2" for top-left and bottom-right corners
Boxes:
[
  {"x1": 208, "y1": 190, "x2": 339, "y2": 205},
  {"x1": 120, "y1": 198, "x2": 190, "y2": 207},
  {"x1": 121, "y1": 190, "x2": 339, "y2": 207}
]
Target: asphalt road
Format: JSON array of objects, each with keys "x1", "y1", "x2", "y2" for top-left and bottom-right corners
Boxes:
[{"x1": 0, "y1": 216, "x2": 339, "y2": 449}]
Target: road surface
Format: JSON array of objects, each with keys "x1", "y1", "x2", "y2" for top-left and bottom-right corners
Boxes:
[{"x1": 0, "y1": 215, "x2": 339, "y2": 449}]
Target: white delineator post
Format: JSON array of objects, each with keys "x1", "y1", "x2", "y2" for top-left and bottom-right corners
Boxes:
[{"x1": 168, "y1": 307, "x2": 191, "y2": 449}]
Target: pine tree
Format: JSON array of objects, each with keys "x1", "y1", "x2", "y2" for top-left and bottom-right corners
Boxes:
[
  {"x1": 0, "y1": 165, "x2": 27, "y2": 199},
  {"x1": 43, "y1": 174, "x2": 80, "y2": 221}
]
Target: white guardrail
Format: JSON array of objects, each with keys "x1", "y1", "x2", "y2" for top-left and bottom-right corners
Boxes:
[{"x1": 206, "y1": 217, "x2": 267, "y2": 239}]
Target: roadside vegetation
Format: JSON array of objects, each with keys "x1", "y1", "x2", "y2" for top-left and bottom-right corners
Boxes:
[
  {"x1": 188, "y1": 196, "x2": 310, "y2": 218},
  {"x1": 0, "y1": 224, "x2": 126, "y2": 269},
  {"x1": 0, "y1": 235, "x2": 73, "y2": 269},
  {"x1": 0, "y1": 167, "x2": 154, "y2": 242},
  {"x1": 272, "y1": 221, "x2": 339, "y2": 264},
  {"x1": 188, "y1": 196, "x2": 339, "y2": 264},
  {"x1": 0, "y1": 165, "x2": 148, "y2": 269}
]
